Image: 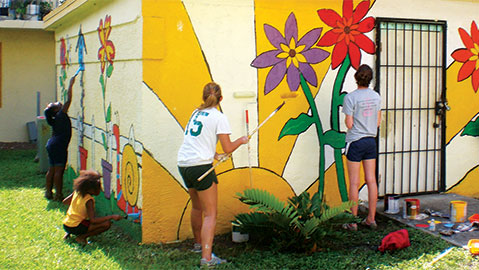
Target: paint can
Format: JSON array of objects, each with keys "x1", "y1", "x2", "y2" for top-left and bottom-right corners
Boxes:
[
  {"x1": 450, "y1": 200, "x2": 467, "y2": 223},
  {"x1": 232, "y1": 223, "x2": 249, "y2": 243},
  {"x1": 384, "y1": 194, "x2": 400, "y2": 214},
  {"x1": 403, "y1": 199, "x2": 420, "y2": 219}
]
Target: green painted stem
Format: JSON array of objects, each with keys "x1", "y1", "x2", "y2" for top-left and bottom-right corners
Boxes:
[
  {"x1": 299, "y1": 74, "x2": 326, "y2": 202},
  {"x1": 331, "y1": 55, "x2": 351, "y2": 202},
  {"x1": 102, "y1": 73, "x2": 109, "y2": 157}
]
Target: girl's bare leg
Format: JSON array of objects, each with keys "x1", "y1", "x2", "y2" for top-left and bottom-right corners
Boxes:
[
  {"x1": 346, "y1": 160, "x2": 361, "y2": 216},
  {"x1": 362, "y1": 158, "x2": 377, "y2": 223},
  {"x1": 197, "y1": 183, "x2": 218, "y2": 261},
  {"x1": 188, "y1": 189, "x2": 203, "y2": 245}
]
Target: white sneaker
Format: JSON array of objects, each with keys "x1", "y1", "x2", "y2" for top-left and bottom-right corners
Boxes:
[{"x1": 200, "y1": 253, "x2": 227, "y2": 267}]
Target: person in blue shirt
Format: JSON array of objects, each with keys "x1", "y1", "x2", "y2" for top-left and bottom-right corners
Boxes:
[{"x1": 44, "y1": 76, "x2": 75, "y2": 201}]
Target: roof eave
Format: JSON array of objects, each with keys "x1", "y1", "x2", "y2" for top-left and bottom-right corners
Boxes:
[{"x1": 43, "y1": 0, "x2": 89, "y2": 31}]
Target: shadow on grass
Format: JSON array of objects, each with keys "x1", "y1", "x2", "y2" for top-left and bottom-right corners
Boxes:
[
  {"x1": 2, "y1": 149, "x2": 456, "y2": 269},
  {"x1": 59, "y1": 216, "x2": 453, "y2": 270},
  {"x1": 59, "y1": 224, "x2": 203, "y2": 269},
  {"x1": 217, "y1": 216, "x2": 452, "y2": 269}
]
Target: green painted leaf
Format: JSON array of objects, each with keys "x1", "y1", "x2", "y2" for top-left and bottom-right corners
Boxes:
[
  {"x1": 99, "y1": 75, "x2": 105, "y2": 97},
  {"x1": 461, "y1": 118, "x2": 479, "y2": 137},
  {"x1": 106, "y1": 103, "x2": 112, "y2": 123},
  {"x1": 102, "y1": 133, "x2": 108, "y2": 151},
  {"x1": 59, "y1": 77, "x2": 64, "y2": 88},
  {"x1": 62, "y1": 69, "x2": 67, "y2": 80},
  {"x1": 106, "y1": 64, "x2": 114, "y2": 78},
  {"x1": 278, "y1": 113, "x2": 314, "y2": 140},
  {"x1": 322, "y1": 130, "x2": 346, "y2": 149}
]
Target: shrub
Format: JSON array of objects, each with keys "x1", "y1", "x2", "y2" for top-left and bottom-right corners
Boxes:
[{"x1": 233, "y1": 189, "x2": 358, "y2": 252}]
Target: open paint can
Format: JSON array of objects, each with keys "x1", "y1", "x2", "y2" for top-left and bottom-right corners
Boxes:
[
  {"x1": 384, "y1": 194, "x2": 400, "y2": 214},
  {"x1": 450, "y1": 200, "x2": 467, "y2": 223},
  {"x1": 403, "y1": 199, "x2": 420, "y2": 219},
  {"x1": 232, "y1": 223, "x2": 249, "y2": 243}
]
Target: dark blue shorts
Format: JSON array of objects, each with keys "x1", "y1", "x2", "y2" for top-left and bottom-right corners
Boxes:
[
  {"x1": 63, "y1": 220, "x2": 90, "y2": 235},
  {"x1": 46, "y1": 144, "x2": 68, "y2": 167},
  {"x1": 178, "y1": 164, "x2": 218, "y2": 191},
  {"x1": 346, "y1": 137, "x2": 377, "y2": 162}
]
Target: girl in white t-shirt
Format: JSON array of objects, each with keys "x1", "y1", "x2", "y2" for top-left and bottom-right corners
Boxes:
[{"x1": 177, "y1": 82, "x2": 248, "y2": 267}]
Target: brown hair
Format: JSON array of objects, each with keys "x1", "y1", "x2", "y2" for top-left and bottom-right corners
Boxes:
[
  {"x1": 198, "y1": 82, "x2": 222, "y2": 110},
  {"x1": 354, "y1": 64, "x2": 373, "y2": 87},
  {"x1": 73, "y1": 170, "x2": 102, "y2": 197}
]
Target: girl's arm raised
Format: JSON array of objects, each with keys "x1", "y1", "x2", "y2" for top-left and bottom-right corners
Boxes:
[{"x1": 62, "y1": 76, "x2": 75, "y2": 113}]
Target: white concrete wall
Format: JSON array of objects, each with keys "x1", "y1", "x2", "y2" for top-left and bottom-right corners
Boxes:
[{"x1": 0, "y1": 28, "x2": 55, "y2": 142}]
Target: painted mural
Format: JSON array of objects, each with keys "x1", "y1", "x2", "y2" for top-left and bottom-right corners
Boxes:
[
  {"x1": 60, "y1": 13, "x2": 142, "y2": 241},
  {"x1": 54, "y1": 0, "x2": 479, "y2": 243},
  {"x1": 446, "y1": 20, "x2": 479, "y2": 197}
]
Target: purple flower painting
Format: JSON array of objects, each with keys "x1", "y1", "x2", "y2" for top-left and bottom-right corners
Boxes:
[{"x1": 252, "y1": 12, "x2": 330, "y2": 94}]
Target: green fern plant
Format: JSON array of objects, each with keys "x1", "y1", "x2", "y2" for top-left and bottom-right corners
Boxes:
[{"x1": 234, "y1": 189, "x2": 357, "y2": 252}]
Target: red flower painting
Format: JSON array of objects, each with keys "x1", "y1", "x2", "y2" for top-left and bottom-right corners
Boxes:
[
  {"x1": 97, "y1": 15, "x2": 116, "y2": 74},
  {"x1": 317, "y1": 0, "x2": 375, "y2": 69},
  {"x1": 60, "y1": 37, "x2": 67, "y2": 69},
  {"x1": 451, "y1": 21, "x2": 479, "y2": 92}
]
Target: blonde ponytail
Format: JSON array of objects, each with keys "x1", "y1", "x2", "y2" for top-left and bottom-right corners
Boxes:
[{"x1": 199, "y1": 82, "x2": 222, "y2": 110}]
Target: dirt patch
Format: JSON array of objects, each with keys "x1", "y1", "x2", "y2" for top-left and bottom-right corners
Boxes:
[{"x1": 0, "y1": 142, "x2": 36, "y2": 150}]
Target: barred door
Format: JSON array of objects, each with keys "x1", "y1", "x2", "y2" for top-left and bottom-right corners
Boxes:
[{"x1": 375, "y1": 18, "x2": 447, "y2": 196}]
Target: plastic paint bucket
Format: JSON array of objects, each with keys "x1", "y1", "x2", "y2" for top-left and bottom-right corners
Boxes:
[
  {"x1": 450, "y1": 200, "x2": 467, "y2": 223},
  {"x1": 404, "y1": 199, "x2": 420, "y2": 219},
  {"x1": 232, "y1": 223, "x2": 249, "y2": 243},
  {"x1": 384, "y1": 194, "x2": 400, "y2": 214},
  {"x1": 468, "y1": 239, "x2": 479, "y2": 255}
]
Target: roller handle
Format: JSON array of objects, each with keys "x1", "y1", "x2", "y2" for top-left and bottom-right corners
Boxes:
[{"x1": 197, "y1": 101, "x2": 286, "y2": 182}]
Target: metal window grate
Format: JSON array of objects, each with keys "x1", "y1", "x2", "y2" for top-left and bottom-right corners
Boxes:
[{"x1": 375, "y1": 18, "x2": 447, "y2": 196}]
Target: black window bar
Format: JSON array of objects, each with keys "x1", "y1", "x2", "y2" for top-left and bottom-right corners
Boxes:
[{"x1": 375, "y1": 18, "x2": 447, "y2": 197}]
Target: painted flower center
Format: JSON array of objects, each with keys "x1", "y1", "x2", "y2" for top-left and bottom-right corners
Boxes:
[
  {"x1": 344, "y1": 26, "x2": 351, "y2": 34},
  {"x1": 289, "y1": 49, "x2": 296, "y2": 58}
]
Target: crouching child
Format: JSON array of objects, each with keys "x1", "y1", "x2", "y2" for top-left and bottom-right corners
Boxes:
[{"x1": 62, "y1": 170, "x2": 123, "y2": 244}]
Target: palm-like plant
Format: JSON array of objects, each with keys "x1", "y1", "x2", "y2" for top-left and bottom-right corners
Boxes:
[{"x1": 234, "y1": 189, "x2": 358, "y2": 252}]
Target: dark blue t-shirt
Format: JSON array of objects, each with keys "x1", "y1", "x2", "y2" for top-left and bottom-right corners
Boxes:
[{"x1": 45, "y1": 108, "x2": 72, "y2": 149}]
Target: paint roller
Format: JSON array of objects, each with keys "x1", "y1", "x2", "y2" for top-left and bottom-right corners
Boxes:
[
  {"x1": 245, "y1": 109, "x2": 252, "y2": 187},
  {"x1": 73, "y1": 66, "x2": 84, "y2": 78},
  {"x1": 197, "y1": 91, "x2": 298, "y2": 182},
  {"x1": 123, "y1": 213, "x2": 141, "y2": 220}
]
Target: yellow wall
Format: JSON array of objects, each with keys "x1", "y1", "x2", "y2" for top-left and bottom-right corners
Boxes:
[
  {"x1": 46, "y1": 0, "x2": 479, "y2": 243},
  {"x1": 0, "y1": 29, "x2": 55, "y2": 142}
]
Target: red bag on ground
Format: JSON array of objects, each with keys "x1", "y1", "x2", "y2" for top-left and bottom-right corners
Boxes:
[{"x1": 378, "y1": 229, "x2": 411, "y2": 252}]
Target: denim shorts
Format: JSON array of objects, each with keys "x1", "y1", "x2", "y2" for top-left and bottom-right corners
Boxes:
[
  {"x1": 178, "y1": 164, "x2": 218, "y2": 191},
  {"x1": 346, "y1": 137, "x2": 377, "y2": 162}
]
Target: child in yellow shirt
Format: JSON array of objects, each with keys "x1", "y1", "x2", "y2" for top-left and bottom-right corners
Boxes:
[{"x1": 62, "y1": 170, "x2": 123, "y2": 244}]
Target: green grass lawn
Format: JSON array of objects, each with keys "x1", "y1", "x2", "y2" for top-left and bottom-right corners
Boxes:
[{"x1": 1, "y1": 149, "x2": 478, "y2": 269}]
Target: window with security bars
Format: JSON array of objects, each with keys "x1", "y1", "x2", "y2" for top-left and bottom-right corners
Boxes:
[{"x1": 375, "y1": 18, "x2": 447, "y2": 196}]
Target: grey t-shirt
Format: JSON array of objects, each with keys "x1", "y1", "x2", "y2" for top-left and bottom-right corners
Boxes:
[{"x1": 342, "y1": 88, "x2": 381, "y2": 143}]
